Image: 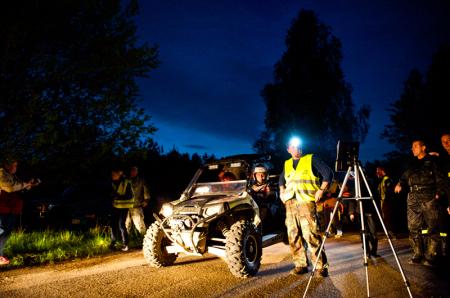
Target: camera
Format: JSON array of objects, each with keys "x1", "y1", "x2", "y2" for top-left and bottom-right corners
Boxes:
[{"x1": 335, "y1": 141, "x2": 360, "y2": 172}]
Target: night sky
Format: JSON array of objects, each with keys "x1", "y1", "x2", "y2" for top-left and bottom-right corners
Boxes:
[{"x1": 135, "y1": 0, "x2": 450, "y2": 162}]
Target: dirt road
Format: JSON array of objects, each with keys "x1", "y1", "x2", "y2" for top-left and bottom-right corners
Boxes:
[{"x1": 0, "y1": 235, "x2": 448, "y2": 297}]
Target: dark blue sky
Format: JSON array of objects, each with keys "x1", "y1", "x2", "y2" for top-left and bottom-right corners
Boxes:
[{"x1": 135, "y1": 0, "x2": 450, "y2": 162}]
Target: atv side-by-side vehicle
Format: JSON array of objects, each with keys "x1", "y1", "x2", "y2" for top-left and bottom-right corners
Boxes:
[{"x1": 142, "y1": 154, "x2": 287, "y2": 278}]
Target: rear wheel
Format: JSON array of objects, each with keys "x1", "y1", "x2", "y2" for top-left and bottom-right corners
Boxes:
[
  {"x1": 225, "y1": 220, "x2": 262, "y2": 278},
  {"x1": 143, "y1": 222, "x2": 177, "y2": 267}
]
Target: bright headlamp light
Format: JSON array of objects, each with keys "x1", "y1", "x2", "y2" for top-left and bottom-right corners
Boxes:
[{"x1": 288, "y1": 136, "x2": 302, "y2": 148}]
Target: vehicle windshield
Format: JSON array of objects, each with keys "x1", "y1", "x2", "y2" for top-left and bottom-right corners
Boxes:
[{"x1": 192, "y1": 180, "x2": 247, "y2": 196}]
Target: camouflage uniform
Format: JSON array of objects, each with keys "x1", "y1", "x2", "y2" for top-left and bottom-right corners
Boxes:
[
  {"x1": 280, "y1": 154, "x2": 332, "y2": 270},
  {"x1": 285, "y1": 200, "x2": 327, "y2": 269}
]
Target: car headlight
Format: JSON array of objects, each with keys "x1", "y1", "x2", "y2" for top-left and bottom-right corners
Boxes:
[
  {"x1": 160, "y1": 203, "x2": 174, "y2": 218},
  {"x1": 195, "y1": 186, "x2": 210, "y2": 194},
  {"x1": 204, "y1": 204, "x2": 224, "y2": 217}
]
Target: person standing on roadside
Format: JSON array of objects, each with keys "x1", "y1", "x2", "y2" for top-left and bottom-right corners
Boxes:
[
  {"x1": 125, "y1": 166, "x2": 150, "y2": 236},
  {"x1": 110, "y1": 169, "x2": 134, "y2": 252},
  {"x1": 395, "y1": 139, "x2": 449, "y2": 266},
  {"x1": 279, "y1": 137, "x2": 333, "y2": 277},
  {"x1": 436, "y1": 133, "x2": 450, "y2": 261},
  {"x1": 376, "y1": 166, "x2": 397, "y2": 239},
  {"x1": 0, "y1": 159, "x2": 39, "y2": 265}
]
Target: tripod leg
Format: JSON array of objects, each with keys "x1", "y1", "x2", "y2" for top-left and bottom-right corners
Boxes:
[
  {"x1": 302, "y1": 167, "x2": 353, "y2": 298},
  {"x1": 353, "y1": 161, "x2": 370, "y2": 298},
  {"x1": 359, "y1": 165, "x2": 413, "y2": 298},
  {"x1": 357, "y1": 199, "x2": 370, "y2": 298},
  {"x1": 302, "y1": 198, "x2": 342, "y2": 298}
]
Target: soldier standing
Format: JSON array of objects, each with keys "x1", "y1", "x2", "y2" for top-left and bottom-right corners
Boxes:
[{"x1": 395, "y1": 139, "x2": 449, "y2": 266}]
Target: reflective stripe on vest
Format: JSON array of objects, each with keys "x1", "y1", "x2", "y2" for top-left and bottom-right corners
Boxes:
[
  {"x1": 113, "y1": 179, "x2": 135, "y2": 208},
  {"x1": 284, "y1": 154, "x2": 319, "y2": 202},
  {"x1": 421, "y1": 229, "x2": 428, "y2": 235}
]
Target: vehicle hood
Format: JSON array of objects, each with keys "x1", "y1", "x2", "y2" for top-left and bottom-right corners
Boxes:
[{"x1": 176, "y1": 195, "x2": 240, "y2": 209}]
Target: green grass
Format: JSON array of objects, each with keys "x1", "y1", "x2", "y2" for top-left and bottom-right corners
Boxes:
[{"x1": 3, "y1": 226, "x2": 143, "y2": 268}]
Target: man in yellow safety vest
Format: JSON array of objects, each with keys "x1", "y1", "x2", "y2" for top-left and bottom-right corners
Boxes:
[{"x1": 279, "y1": 137, "x2": 333, "y2": 277}]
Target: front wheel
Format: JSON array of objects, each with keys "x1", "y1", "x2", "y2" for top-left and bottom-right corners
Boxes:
[
  {"x1": 143, "y1": 222, "x2": 177, "y2": 267},
  {"x1": 225, "y1": 220, "x2": 262, "y2": 278}
]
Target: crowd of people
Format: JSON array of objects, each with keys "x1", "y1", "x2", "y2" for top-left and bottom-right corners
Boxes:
[
  {"x1": 1, "y1": 132, "x2": 449, "y2": 274},
  {"x1": 277, "y1": 133, "x2": 449, "y2": 277}
]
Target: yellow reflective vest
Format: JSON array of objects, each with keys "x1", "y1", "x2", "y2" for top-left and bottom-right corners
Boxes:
[
  {"x1": 283, "y1": 154, "x2": 319, "y2": 203},
  {"x1": 112, "y1": 179, "x2": 135, "y2": 208},
  {"x1": 378, "y1": 176, "x2": 390, "y2": 201}
]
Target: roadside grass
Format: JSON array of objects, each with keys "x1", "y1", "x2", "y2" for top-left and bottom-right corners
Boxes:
[{"x1": 3, "y1": 226, "x2": 143, "y2": 268}]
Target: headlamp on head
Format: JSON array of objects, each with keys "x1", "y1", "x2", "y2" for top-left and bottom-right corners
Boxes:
[{"x1": 288, "y1": 136, "x2": 302, "y2": 148}]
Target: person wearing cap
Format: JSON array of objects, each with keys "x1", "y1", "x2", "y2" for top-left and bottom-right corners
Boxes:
[
  {"x1": 279, "y1": 137, "x2": 333, "y2": 277},
  {"x1": 125, "y1": 166, "x2": 150, "y2": 237}
]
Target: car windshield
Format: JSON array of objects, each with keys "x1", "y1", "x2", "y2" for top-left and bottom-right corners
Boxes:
[{"x1": 192, "y1": 180, "x2": 247, "y2": 196}]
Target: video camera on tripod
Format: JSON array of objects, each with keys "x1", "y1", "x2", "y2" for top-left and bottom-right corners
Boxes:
[{"x1": 335, "y1": 140, "x2": 360, "y2": 172}]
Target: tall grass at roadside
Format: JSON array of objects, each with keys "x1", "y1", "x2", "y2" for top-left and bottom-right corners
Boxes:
[{"x1": 3, "y1": 226, "x2": 142, "y2": 268}]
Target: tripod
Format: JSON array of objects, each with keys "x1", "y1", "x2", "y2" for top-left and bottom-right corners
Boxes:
[{"x1": 303, "y1": 159, "x2": 413, "y2": 298}]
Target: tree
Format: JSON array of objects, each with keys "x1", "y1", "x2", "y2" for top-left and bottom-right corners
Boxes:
[
  {"x1": 254, "y1": 10, "x2": 369, "y2": 166},
  {"x1": 382, "y1": 44, "x2": 450, "y2": 153},
  {"x1": 0, "y1": 0, "x2": 158, "y2": 184}
]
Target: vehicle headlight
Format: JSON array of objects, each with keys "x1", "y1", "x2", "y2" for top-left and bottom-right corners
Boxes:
[
  {"x1": 195, "y1": 186, "x2": 210, "y2": 194},
  {"x1": 160, "y1": 203, "x2": 174, "y2": 218},
  {"x1": 204, "y1": 204, "x2": 224, "y2": 217}
]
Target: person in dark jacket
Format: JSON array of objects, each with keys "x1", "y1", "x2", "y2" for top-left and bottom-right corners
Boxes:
[
  {"x1": 435, "y1": 133, "x2": 450, "y2": 260},
  {"x1": 395, "y1": 139, "x2": 449, "y2": 266}
]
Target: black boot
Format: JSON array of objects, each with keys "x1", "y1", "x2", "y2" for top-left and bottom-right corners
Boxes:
[
  {"x1": 440, "y1": 236, "x2": 447, "y2": 257},
  {"x1": 409, "y1": 236, "x2": 423, "y2": 264},
  {"x1": 423, "y1": 237, "x2": 440, "y2": 266}
]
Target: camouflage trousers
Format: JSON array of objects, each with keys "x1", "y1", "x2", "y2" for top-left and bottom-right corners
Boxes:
[{"x1": 284, "y1": 199, "x2": 328, "y2": 269}]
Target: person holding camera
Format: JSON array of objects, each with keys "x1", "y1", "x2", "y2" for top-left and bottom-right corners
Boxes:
[{"x1": 0, "y1": 158, "x2": 39, "y2": 266}]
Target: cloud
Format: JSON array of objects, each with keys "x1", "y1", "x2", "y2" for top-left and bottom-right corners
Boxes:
[{"x1": 184, "y1": 144, "x2": 209, "y2": 150}]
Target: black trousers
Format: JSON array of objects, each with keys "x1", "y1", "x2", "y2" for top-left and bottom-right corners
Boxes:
[
  {"x1": 381, "y1": 198, "x2": 396, "y2": 234},
  {"x1": 407, "y1": 192, "x2": 440, "y2": 261},
  {"x1": 355, "y1": 212, "x2": 378, "y2": 255},
  {"x1": 111, "y1": 208, "x2": 129, "y2": 246}
]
